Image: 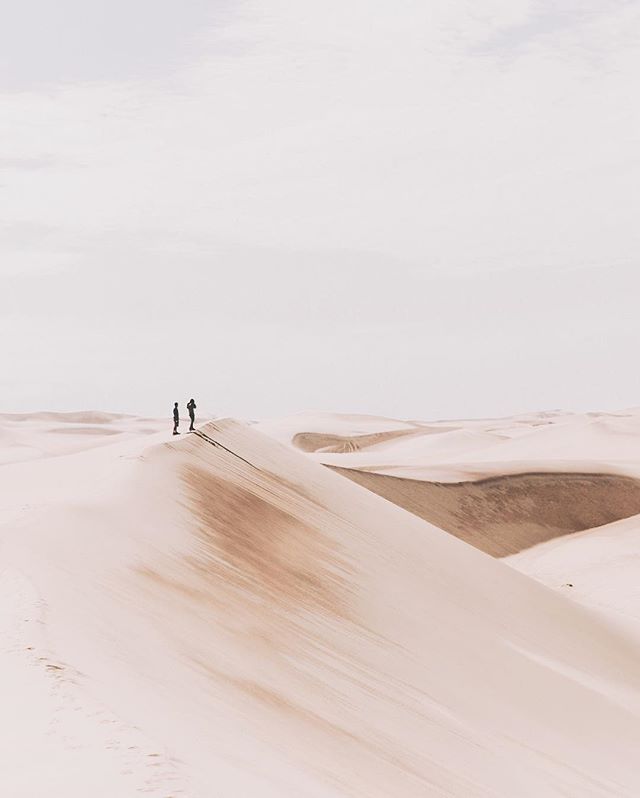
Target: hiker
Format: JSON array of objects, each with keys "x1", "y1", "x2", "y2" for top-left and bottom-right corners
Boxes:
[
  {"x1": 187, "y1": 398, "x2": 197, "y2": 431},
  {"x1": 173, "y1": 402, "x2": 180, "y2": 435}
]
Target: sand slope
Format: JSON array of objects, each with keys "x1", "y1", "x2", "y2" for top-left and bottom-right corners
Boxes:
[
  {"x1": 3, "y1": 419, "x2": 640, "y2": 795},
  {"x1": 260, "y1": 409, "x2": 640, "y2": 635},
  {"x1": 260, "y1": 411, "x2": 640, "y2": 556},
  {"x1": 329, "y1": 466, "x2": 640, "y2": 556},
  {"x1": 507, "y1": 514, "x2": 640, "y2": 633}
]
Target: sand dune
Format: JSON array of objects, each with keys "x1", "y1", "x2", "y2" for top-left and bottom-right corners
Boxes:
[
  {"x1": 292, "y1": 427, "x2": 423, "y2": 453},
  {"x1": 261, "y1": 410, "x2": 640, "y2": 479},
  {"x1": 507, "y1": 514, "x2": 640, "y2": 632},
  {"x1": 280, "y1": 412, "x2": 640, "y2": 481},
  {"x1": 260, "y1": 410, "x2": 640, "y2": 639},
  {"x1": 47, "y1": 424, "x2": 123, "y2": 435},
  {"x1": 0, "y1": 410, "x2": 132, "y2": 424},
  {"x1": 0, "y1": 412, "x2": 166, "y2": 464},
  {"x1": 4, "y1": 418, "x2": 640, "y2": 795},
  {"x1": 257, "y1": 411, "x2": 420, "y2": 446},
  {"x1": 260, "y1": 411, "x2": 640, "y2": 558},
  {"x1": 329, "y1": 466, "x2": 640, "y2": 556}
]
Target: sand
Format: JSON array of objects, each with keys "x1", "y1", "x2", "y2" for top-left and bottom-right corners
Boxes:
[
  {"x1": 328, "y1": 467, "x2": 640, "y2": 556},
  {"x1": 269, "y1": 409, "x2": 640, "y2": 481},
  {"x1": 259, "y1": 408, "x2": 640, "y2": 631},
  {"x1": 506, "y1": 514, "x2": 640, "y2": 634},
  {"x1": 3, "y1": 410, "x2": 640, "y2": 796}
]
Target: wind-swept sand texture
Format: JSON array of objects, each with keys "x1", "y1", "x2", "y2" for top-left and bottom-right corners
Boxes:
[
  {"x1": 3, "y1": 417, "x2": 640, "y2": 795},
  {"x1": 292, "y1": 427, "x2": 422, "y2": 453},
  {"x1": 260, "y1": 411, "x2": 640, "y2": 556},
  {"x1": 259, "y1": 410, "x2": 640, "y2": 636},
  {"x1": 329, "y1": 467, "x2": 640, "y2": 556}
]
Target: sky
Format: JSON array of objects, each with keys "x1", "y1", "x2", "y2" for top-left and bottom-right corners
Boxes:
[{"x1": 2, "y1": 0, "x2": 639, "y2": 420}]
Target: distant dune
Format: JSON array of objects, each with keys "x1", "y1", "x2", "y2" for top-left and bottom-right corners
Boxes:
[
  {"x1": 0, "y1": 410, "x2": 132, "y2": 424},
  {"x1": 259, "y1": 409, "x2": 640, "y2": 631},
  {"x1": 329, "y1": 467, "x2": 640, "y2": 556},
  {"x1": 292, "y1": 427, "x2": 421, "y2": 453},
  {"x1": 263, "y1": 410, "x2": 640, "y2": 555},
  {"x1": 0, "y1": 412, "x2": 166, "y2": 465}
]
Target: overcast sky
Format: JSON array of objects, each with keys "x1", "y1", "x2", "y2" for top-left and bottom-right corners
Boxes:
[{"x1": 2, "y1": 0, "x2": 639, "y2": 420}]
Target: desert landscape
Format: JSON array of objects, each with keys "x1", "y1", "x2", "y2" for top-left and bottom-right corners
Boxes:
[
  {"x1": 4, "y1": 0, "x2": 639, "y2": 794},
  {"x1": 2, "y1": 408, "x2": 640, "y2": 797}
]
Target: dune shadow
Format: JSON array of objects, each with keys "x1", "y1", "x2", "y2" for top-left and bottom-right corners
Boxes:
[{"x1": 329, "y1": 468, "x2": 640, "y2": 556}]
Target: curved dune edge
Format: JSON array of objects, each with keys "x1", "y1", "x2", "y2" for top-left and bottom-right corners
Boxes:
[
  {"x1": 329, "y1": 466, "x2": 640, "y2": 557},
  {"x1": 292, "y1": 427, "x2": 422, "y2": 453}
]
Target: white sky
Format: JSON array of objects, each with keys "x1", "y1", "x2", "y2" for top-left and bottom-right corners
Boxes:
[{"x1": 2, "y1": 0, "x2": 639, "y2": 420}]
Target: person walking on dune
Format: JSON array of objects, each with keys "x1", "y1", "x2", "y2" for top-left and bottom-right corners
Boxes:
[
  {"x1": 187, "y1": 398, "x2": 197, "y2": 431},
  {"x1": 173, "y1": 402, "x2": 180, "y2": 435}
]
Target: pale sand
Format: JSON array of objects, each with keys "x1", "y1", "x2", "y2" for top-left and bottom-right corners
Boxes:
[
  {"x1": 0, "y1": 411, "x2": 167, "y2": 465},
  {"x1": 506, "y1": 515, "x2": 640, "y2": 634},
  {"x1": 260, "y1": 410, "x2": 640, "y2": 536},
  {"x1": 3, "y1": 412, "x2": 640, "y2": 795},
  {"x1": 266, "y1": 409, "x2": 640, "y2": 480},
  {"x1": 328, "y1": 467, "x2": 640, "y2": 556},
  {"x1": 259, "y1": 408, "x2": 640, "y2": 632}
]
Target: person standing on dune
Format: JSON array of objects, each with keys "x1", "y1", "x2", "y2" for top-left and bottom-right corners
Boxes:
[
  {"x1": 187, "y1": 398, "x2": 196, "y2": 431},
  {"x1": 173, "y1": 402, "x2": 180, "y2": 435}
]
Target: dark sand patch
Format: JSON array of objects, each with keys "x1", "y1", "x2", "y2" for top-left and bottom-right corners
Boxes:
[{"x1": 329, "y1": 467, "x2": 640, "y2": 556}]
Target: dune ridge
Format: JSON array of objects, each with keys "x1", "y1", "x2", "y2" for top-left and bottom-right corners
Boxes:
[{"x1": 329, "y1": 466, "x2": 640, "y2": 556}]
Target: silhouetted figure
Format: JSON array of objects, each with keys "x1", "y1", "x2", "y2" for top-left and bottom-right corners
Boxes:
[
  {"x1": 187, "y1": 398, "x2": 196, "y2": 431},
  {"x1": 173, "y1": 402, "x2": 180, "y2": 435}
]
